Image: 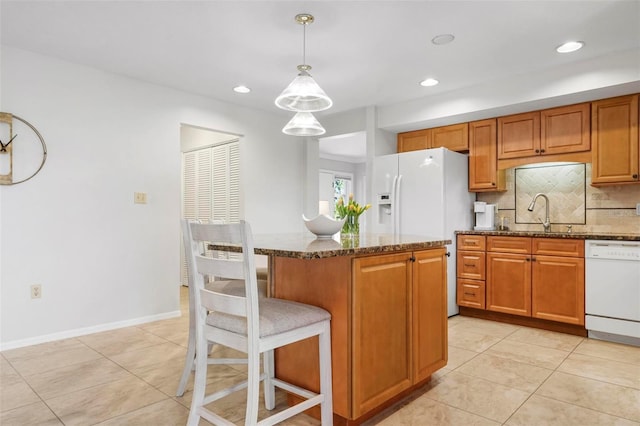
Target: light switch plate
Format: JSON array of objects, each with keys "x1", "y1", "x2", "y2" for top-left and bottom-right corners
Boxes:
[
  {"x1": 134, "y1": 192, "x2": 147, "y2": 204},
  {"x1": 636, "y1": 203, "x2": 640, "y2": 216}
]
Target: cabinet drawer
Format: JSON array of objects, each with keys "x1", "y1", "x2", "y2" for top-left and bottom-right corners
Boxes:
[
  {"x1": 457, "y1": 251, "x2": 486, "y2": 280},
  {"x1": 457, "y1": 279, "x2": 485, "y2": 309},
  {"x1": 457, "y1": 234, "x2": 486, "y2": 251},
  {"x1": 487, "y1": 236, "x2": 531, "y2": 254},
  {"x1": 532, "y1": 238, "x2": 584, "y2": 257}
]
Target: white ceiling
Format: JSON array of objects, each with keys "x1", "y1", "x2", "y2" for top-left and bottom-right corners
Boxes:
[{"x1": 2, "y1": 1, "x2": 640, "y2": 162}]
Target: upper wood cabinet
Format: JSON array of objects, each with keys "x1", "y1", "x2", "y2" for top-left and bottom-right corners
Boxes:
[
  {"x1": 498, "y1": 111, "x2": 541, "y2": 159},
  {"x1": 397, "y1": 129, "x2": 430, "y2": 153},
  {"x1": 498, "y1": 103, "x2": 591, "y2": 163},
  {"x1": 541, "y1": 103, "x2": 591, "y2": 155},
  {"x1": 591, "y1": 94, "x2": 639, "y2": 185},
  {"x1": 468, "y1": 119, "x2": 506, "y2": 192},
  {"x1": 397, "y1": 123, "x2": 468, "y2": 153},
  {"x1": 432, "y1": 123, "x2": 469, "y2": 151}
]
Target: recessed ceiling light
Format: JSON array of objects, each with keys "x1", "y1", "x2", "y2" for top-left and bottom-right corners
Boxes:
[
  {"x1": 233, "y1": 85, "x2": 251, "y2": 94},
  {"x1": 556, "y1": 41, "x2": 584, "y2": 53},
  {"x1": 420, "y1": 78, "x2": 439, "y2": 87},
  {"x1": 431, "y1": 34, "x2": 455, "y2": 45}
]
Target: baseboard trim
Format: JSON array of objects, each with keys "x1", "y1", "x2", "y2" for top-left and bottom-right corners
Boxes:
[{"x1": 0, "y1": 310, "x2": 182, "y2": 351}]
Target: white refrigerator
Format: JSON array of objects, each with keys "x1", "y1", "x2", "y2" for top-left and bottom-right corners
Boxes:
[{"x1": 373, "y1": 147, "x2": 475, "y2": 316}]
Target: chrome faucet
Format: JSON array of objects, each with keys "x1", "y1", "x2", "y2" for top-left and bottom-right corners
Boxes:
[{"x1": 527, "y1": 193, "x2": 551, "y2": 232}]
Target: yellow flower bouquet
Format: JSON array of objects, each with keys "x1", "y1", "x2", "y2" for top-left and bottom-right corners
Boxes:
[{"x1": 335, "y1": 194, "x2": 370, "y2": 236}]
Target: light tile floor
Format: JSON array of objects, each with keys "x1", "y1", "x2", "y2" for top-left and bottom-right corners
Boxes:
[{"x1": 1, "y1": 287, "x2": 638, "y2": 425}]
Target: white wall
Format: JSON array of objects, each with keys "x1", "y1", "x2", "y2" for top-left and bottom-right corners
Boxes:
[
  {"x1": 0, "y1": 47, "x2": 304, "y2": 349},
  {"x1": 377, "y1": 49, "x2": 640, "y2": 132}
]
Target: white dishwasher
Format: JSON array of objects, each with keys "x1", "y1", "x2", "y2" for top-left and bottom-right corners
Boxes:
[{"x1": 585, "y1": 240, "x2": 640, "y2": 346}]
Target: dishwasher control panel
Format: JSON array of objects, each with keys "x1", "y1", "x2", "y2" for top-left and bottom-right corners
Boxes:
[{"x1": 586, "y1": 240, "x2": 640, "y2": 260}]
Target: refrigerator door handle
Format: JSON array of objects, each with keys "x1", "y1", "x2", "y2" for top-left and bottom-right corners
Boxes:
[
  {"x1": 395, "y1": 175, "x2": 403, "y2": 235},
  {"x1": 391, "y1": 175, "x2": 398, "y2": 234}
]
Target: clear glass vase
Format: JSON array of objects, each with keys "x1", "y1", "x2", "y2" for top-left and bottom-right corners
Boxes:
[{"x1": 341, "y1": 215, "x2": 360, "y2": 237}]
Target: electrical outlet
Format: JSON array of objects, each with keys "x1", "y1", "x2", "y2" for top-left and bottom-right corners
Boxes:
[
  {"x1": 134, "y1": 192, "x2": 147, "y2": 204},
  {"x1": 636, "y1": 203, "x2": 640, "y2": 216},
  {"x1": 31, "y1": 284, "x2": 42, "y2": 299}
]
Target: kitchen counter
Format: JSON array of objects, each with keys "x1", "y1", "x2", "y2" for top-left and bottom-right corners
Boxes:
[
  {"x1": 213, "y1": 232, "x2": 449, "y2": 424},
  {"x1": 456, "y1": 230, "x2": 639, "y2": 241},
  {"x1": 210, "y1": 232, "x2": 451, "y2": 259}
]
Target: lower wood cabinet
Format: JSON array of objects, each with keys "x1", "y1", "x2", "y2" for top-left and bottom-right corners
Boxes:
[
  {"x1": 456, "y1": 235, "x2": 487, "y2": 309},
  {"x1": 352, "y1": 248, "x2": 447, "y2": 417},
  {"x1": 273, "y1": 247, "x2": 448, "y2": 422},
  {"x1": 353, "y1": 252, "x2": 412, "y2": 416},
  {"x1": 486, "y1": 252, "x2": 532, "y2": 316},
  {"x1": 457, "y1": 279, "x2": 485, "y2": 309},
  {"x1": 532, "y1": 255, "x2": 585, "y2": 325},
  {"x1": 486, "y1": 236, "x2": 585, "y2": 325},
  {"x1": 458, "y1": 235, "x2": 585, "y2": 327},
  {"x1": 412, "y1": 249, "x2": 448, "y2": 383}
]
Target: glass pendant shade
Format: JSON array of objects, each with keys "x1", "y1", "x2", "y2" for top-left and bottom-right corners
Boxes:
[
  {"x1": 275, "y1": 69, "x2": 333, "y2": 112},
  {"x1": 282, "y1": 112, "x2": 326, "y2": 136}
]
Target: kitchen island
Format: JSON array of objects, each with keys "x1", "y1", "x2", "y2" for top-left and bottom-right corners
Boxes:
[{"x1": 212, "y1": 233, "x2": 450, "y2": 425}]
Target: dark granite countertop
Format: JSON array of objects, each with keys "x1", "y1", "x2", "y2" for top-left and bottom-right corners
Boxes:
[
  {"x1": 209, "y1": 233, "x2": 451, "y2": 259},
  {"x1": 455, "y1": 230, "x2": 640, "y2": 241}
]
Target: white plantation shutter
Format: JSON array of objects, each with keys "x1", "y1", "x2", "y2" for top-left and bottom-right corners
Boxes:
[
  {"x1": 212, "y1": 142, "x2": 240, "y2": 224},
  {"x1": 182, "y1": 151, "x2": 197, "y2": 220},
  {"x1": 181, "y1": 141, "x2": 240, "y2": 285}
]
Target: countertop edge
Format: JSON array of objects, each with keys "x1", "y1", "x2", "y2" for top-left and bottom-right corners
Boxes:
[
  {"x1": 254, "y1": 239, "x2": 451, "y2": 259},
  {"x1": 455, "y1": 230, "x2": 640, "y2": 241}
]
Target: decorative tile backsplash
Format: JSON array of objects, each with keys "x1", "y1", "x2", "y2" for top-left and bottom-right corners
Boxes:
[
  {"x1": 477, "y1": 163, "x2": 640, "y2": 234},
  {"x1": 515, "y1": 163, "x2": 586, "y2": 225}
]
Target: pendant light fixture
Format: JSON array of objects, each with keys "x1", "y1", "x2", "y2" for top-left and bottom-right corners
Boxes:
[
  {"x1": 275, "y1": 14, "x2": 333, "y2": 112},
  {"x1": 282, "y1": 112, "x2": 326, "y2": 136}
]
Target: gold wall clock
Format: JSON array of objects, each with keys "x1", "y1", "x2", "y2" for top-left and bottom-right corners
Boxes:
[{"x1": 0, "y1": 113, "x2": 47, "y2": 185}]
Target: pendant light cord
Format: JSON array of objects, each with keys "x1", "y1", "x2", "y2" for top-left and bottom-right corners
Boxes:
[{"x1": 302, "y1": 22, "x2": 307, "y2": 66}]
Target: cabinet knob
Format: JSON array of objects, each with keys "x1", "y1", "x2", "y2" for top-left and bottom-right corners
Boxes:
[
  {"x1": 526, "y1": 257, "x2": 531, "y2": 262},
  {"x1": 633, "y1": 174, "x2": 638, "y2": 179},
  {"x1": 535, "y1": 149, "x2": 540, "y2": 154},
  {"x1": 540, "y1": 149, "x2": 546, "y2": 154},
  {"x1": 491, "y1": 182, "x2": 496, "y2": 186}
]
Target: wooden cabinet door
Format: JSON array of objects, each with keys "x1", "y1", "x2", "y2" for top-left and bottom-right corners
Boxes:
[
  {"x1": 457, "y1": 279, "x2": 486, "y2": 309},
  {"x1": 591, "y1": 94, "x2": 639, "y2": 185},
  {"x1": 412, "y1": 248, "x2": 447, "y2": 383},
  {"x1": 352, "y1": 253, "x2": 412, "y2": 417},
  {"x1": 432, "y1": 123, "x2": 469, "y2": 152},
  {"x1": 457, "y1": 251, "x2": 486, "y2": 280},
  {"x1": 486, "y1": 252, "x2": 532, "y2": 316},
  {"x1": 498, "y1": 111, "x2": 541, "y2": 159},
  {"x1": 469, "y1": 119, "x2": 505, "y2": 192},
  {"x1": 532, "y1": 255, "x2": 585, "y2": 325},
  {"x1": 541, "y1": 103, "x2": 590, "y2": 155},
  {"x1": 397, "y1": 129, "x2": 431, "y2": 153}
]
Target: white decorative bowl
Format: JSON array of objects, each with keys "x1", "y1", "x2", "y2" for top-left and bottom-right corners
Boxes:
[{"x1": 302, "y1": 214, "x2": 347, "y2": 238}]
